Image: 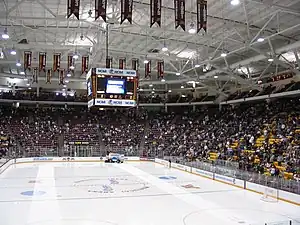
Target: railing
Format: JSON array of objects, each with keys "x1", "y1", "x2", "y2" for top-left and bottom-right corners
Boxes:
[{"x1": 163, "y1": 157, "x2": 300, "y2": 195}]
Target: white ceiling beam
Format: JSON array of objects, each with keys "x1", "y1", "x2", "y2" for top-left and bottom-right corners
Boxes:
[
  {"x1": 250, "y1": 12, "x2": 277, "y2": 44},
  {"x1": 249, "y1": 46, "x2": 300, "y2": 75},
  {"x1": 245, "y1": 0, "x2": 300, "y2": 16},
  {"x1": 182, "y1": 23, "x2": 300, "y2": 76},
  {"x1": 36, "y1": 0, "x2": 57, "y2": 18},
  {"x1": 6, "y1": 0, "x2": 26, "y2": 15}
]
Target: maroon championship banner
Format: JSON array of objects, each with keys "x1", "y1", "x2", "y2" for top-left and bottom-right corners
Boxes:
[
  {"x1": 132, "y1": 58, "x2": 139, "y2": 71},
  {"x1": 32, "y1": 68, "x2": 38, "y2": 83},
  {"x1": 121, "y1": 0, "x2": 133, "y2": 24},
  {"x1": 174, "y1": 0, "x2": 185, "y2": 31},
  {"x1": 24, "y1": 51, "x2": 32, "y2": 71},
  {"x1": 197, "y1": 0, "x2": 207, "y2": 32},
  {"x1": 39, "y1": 52, "x2": 46, "y2": 72},
  {"x1": 46, "y1": 69, "x2": 52, "y2": 84},
  {"x1": 145, "y1": 60, "x2": 151, "y2": 78},
  {"x1": 81, "y1": 56, "x2": 89, "y2": 74},
  {"x1": 157, "y1": 60, "x2": 164, "y2": 79},
  {"x1": 67, "y1": 0, "x2": 80, "y2": 20},
  {"x1": 68, "y1": 55, "x2": 74, "y2": 70},
  {"x1": 95, "y1": 0, "x2": 107, "y2": 22},
  {"x1": 119, "y1": 58, "x2": 126, "y2": 69},
  {"x1": 53, "y1": 53, "x2": 61, "y2": 72},
  {"x1": 59, "y1": 69, "x2": 65, "y2": 85},
  {"x1": 150, "y1": 0, "x2": 161, "y2": 27},
  {"x1": 106, "y1": 56, "x2": 113, "y2": 68}
]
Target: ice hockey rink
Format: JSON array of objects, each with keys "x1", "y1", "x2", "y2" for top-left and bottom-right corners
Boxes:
[{"x1": 0, "y1": 161, "x2": 299, "y2": 225}]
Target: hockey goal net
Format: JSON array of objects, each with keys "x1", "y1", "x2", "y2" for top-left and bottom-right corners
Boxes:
[{"x1": 261, "y1": 187, "x2": 279, "y2": 203}]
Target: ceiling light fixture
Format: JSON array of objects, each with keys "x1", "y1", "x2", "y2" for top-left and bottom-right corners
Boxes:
[
  {"x1": 86, "y1": 10, "x2": 93, "y2": 22},
  {"x1": 181, "y1": 85, "x2": 184, "y2": 89},
  {"x1": 168, "y1": 90, "x2": 172, "y2": 93},
  {"x1": 144, "y1": 59, "x2": 149, "y2": 64},
  {"x1": 221, "y1": 52, "x2": 227, "y2": 57},
  {"x1": 176, "y1": 72, "x2": 180, "y2": 76},
  {"x1": 257, "y1": 37, "x2": 265, "y2": 42},
  {"x1": 161, "y1": 78, "x2": 165, "y2": 82},
  {"x1": 20, "y1": 72, "x2": 25, "y2": 75},
  {"x1": 10, "y1": 49, "x2": 17, "y2": 55},
  {"x1": 26, "y1": 83, "x2": 30, "y2": 86},
  {"x1": 2, "y1": 28, "x2": 9, "y2": 39},
  {"x1": 65, "y1": 80, "x2": 69, "y2": 83},
  {"x1": 195, "y1": 64, "x2": 200, "y2": 68},
  {"x1": 214, "y1": 75, "x2": 218, "y2": 79},
  {"x1": 16, "y1": 61, "x2": 21, "y2": 67},
  {"x1": 162, "y1": 46, "x2": 168, "y2": 52},
  {"x1": 73, "y1": 53, "x2": 79, "y2": 59},
  {"x1": 268, "y1": 58, "x2": 274, "y2": 62},
  {"x1": 188, "y1": 22, "x2": 196, "y2": 34},
  {"x1": 230, "y1": 0, "x2": 240, "y2": 6},
  {"x1": 70, "y1": 65, "x2": 75, "y2": 70},
  {"x1": 66, "y1": 73, "x2": 72, "y2": 77}
]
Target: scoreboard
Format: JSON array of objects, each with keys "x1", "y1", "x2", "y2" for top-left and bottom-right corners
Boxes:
[{"x1": 87, "y1": 68, "x2": 138, "y2": 108}]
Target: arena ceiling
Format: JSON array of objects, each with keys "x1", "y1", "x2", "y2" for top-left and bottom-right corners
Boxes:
[{"x1": 0, "y1": 0, "x2": 300, "y2": 96}]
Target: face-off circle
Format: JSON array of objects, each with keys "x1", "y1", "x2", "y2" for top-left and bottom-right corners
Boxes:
[{"x1": 73, "y1": 177, "x2": 149, "y2": 194}]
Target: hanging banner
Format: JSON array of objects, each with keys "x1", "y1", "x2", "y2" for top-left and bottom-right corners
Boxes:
[
  {"x1": 24, "y1": 51, "x2": 32, "y2": 71},
  {"x1": 68, "y1": 55, "x2": 74, "y2": 70},
  {"x1": 119, "y1": 58, "x2": 126, "y2": 69},
  {"x1": 46, "y1": 69, "x2": 52, "y2": 84},
  {"x1": 67, "y1": 0, "x2": 80, "y2": 20},
  {"x1": 59, "y1": 70, "x2": 65, "y2": 85},
  {"x1": 39, "y1": 52, "x2": 46, "y2": 72},
  {"x1": 121, "y1": 0, "x2": 133, "y2": 24},
  {"x1": 150, "y1": 0, "x2": 161, "y2": 27},
  {"x1": 145, "y1": 60, "x2": 151, "y2": 78},
  {"x1": 32, "y1": 68, "x2": 38, "y2": 84},
  {"x1": 174, "y1": 0, "x2": 185, "y2": 31},
  {"x1": 53, "y1": 53, "x2": 61, "y2": 72},
  {"x1": 198, "y1": 0, "x2": 207, "y2": 32},
  {"x1": 82, "y1": 56, "x2": 89, "y2": 74},
  {"x1": 132, "y1": 58, "x2": 139, "y2": 71},
  {"x1": 95, "y1": 0, "x2": 107, "y2": 22},
  {"x1": 106, "y1": 56, "x2": 112, "y2": 68},
  {"x1": 157, "y1": 60, "x2": 164, "y2": 79}
]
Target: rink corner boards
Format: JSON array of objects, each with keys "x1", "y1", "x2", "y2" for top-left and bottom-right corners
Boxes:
[
  {"x1": 154, "y1": 158, "x2": 300, "y2": 207},
  {"x1": 1, "y1": 157, "x2": 299, "y2": 206}
]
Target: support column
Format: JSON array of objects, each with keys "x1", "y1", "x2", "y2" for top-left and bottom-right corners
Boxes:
[
  {"x1": 12, "y1": 85, "x2": 16, "y2": 96},
  {"x1": 164, "y1": 83, "x2": 168, "y2": 113},
  {"x1": 36, "y1": 84, "x2": 40, "y2": 97}
]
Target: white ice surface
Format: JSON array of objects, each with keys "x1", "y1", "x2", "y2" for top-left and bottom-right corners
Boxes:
[{"x1": 0, "y1": 162, "x2": 299, "y2": 225}]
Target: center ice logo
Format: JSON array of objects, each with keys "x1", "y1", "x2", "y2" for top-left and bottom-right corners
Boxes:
[{"x1": 74, "y1": 177, "x2": 149, "y2": 194}]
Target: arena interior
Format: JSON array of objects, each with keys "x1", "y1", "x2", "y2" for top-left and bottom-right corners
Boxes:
[{"x1": 0, "y1": 0, "x2": 300, "y2": 225}]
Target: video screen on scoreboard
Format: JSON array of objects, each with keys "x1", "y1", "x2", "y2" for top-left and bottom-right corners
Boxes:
[{"x1": 106, "y1": 79, "x2": 125, "y2": 94}]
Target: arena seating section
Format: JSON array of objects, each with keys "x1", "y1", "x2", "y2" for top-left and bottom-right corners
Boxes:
[{"x1": 0, "y1": 97, "x2": 299, "y2": 181}]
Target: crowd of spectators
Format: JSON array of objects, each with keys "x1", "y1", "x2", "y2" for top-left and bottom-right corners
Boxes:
[{"x1": 0, "y1": 96, "x2": 299, "y2": 181}]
